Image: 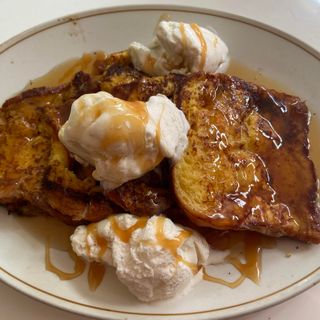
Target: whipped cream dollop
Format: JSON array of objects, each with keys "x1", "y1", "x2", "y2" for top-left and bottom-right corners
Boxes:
[
  {"x1": 129, "y1": 20, "x2": 229, "y2": 76},
  {"x1": 58, "y1": 91, "x2": 189, "y2": 190},
  {"x1": 71, "y1": 214, "x2": 210, "y2": 302}
]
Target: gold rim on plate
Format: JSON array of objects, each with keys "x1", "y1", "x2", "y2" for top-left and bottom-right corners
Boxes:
[{"x1": 0, "y1": 5, "x2": 319, "y2": 318}]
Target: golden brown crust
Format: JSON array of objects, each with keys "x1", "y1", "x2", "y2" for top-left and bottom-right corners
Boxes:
[
  {"x1": 0, "y1": 70, "x2": 115, "y2": 223},
  {"x1": 1, "y1": 51, "x2": 319, "y2": 243},
  {"x1": 172, "y1": 73, "x2": 320, "y2": 243},
  {"x1": 0, "y1": 51, "x2": 175, "y2": 224}
]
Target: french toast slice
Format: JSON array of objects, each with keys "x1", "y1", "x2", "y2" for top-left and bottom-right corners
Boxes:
[
  {"x1": 172, "y1": 73, "x2": 320, "y2": 243},
  {"x1": 0, "y1": 51, "x2": 174, "y2": 223},
  {"x1": 0, "y1": 70, "x2": 117, "y2": 223}
]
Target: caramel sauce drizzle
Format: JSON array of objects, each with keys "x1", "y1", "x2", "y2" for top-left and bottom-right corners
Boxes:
[
  {"x1": 203, "y1": 272, "x2": 246, "y2": 288},
  {"x1": 143, "y1": 54, "x2": 157, "y2": 74},
  {"x1": 155, "y1": 217, "x2": 196, "y2": 270},
  {"x1": 84, "y1": 216, "x2": 148, "y2": 290},
  {"x1": 212, "y1": 36, "x2": 218, "y2": 48},
  {"x1": 203, "y1": 232, "x2": 276, "y2": 288},
  {"x1": 226, "y1": 60, "x2": 289, "y2": 93},
  {"x1": 25, "y1": 51, "x2": 105, "y2": 89},
  {"x1": 190, "y1": 23, "x2": 207, "y2": 71},
  {"x1": 86, "y1": 223, "x2": 108, "y2": 258},
  {"x1": 154, "y1": 105, "x2": 167, "y2": 162},
  {"x1": 81, "y1": 96, "x2": 162, "y2": 174},
  {"x1": 45, "y1": 218, "x2": 276, "y2": 291},
  {"x1": 58, "y1": 53, "x2": 93, "y2": 84},
  {"x1": 109, "y1": 216, "x2": 148, "y2": 243},
  {"x1": 88, "y1": 261, "x2": 106, "y2": 291},
  {"x1": 37, "y1": 52, "x2": 284, "y2": 292},
  {"x1": 179, "y1": 22, "x2": 188, "y2": 50},
  {"x1": 226, "y1": 233, "x2": 262, "y2": 283},
  {"x1": 97, "y1": 99, "x2": 149, "y2": 149},
  {"x1": 45, "y1": 238, "x2": 85, "y2": 281},
  {"x1": 144, "y1": 216, "x2": 199, "y2": 274}
]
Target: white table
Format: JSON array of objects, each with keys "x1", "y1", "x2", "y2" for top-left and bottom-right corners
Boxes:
[{"x1": 1, "y1": 0, "x2": 319, "y2": 319}]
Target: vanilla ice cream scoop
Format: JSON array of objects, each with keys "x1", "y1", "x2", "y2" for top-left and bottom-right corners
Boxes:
[
  {"x1": 58, "y1": 91, "x2": 189, "y2": 190},
  {"x1": 129, "y1": 20, "x2": 229, "y2": 76},
  {"x1": 71, "y1": 214, "x2": 209, "y2": 302}
]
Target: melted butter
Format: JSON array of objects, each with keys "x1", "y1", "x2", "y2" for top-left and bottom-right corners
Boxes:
[
  {"x1": 25, "y1": 51, "x2": 105, "y2": 89},
  {"x1": 45, "y1": 238, "x2": 86, "y2": 280},
  {"x1": 204, "y1": 232, "x2": 276, "y2": 287},
  {"x1": 191, "y1": 23, "x2": 207, "y2": 71},
  {"x1": 88, "y1": 261, "x2": 106, "y2": 291}
]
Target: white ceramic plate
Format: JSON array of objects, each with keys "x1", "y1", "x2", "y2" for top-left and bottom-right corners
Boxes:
[{"x1": 0, "y1": 5, "x2": 319, "y2": 320}]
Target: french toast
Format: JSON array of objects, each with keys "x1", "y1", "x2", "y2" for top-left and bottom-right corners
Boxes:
[
  {"x1": 0, "y1": 51, "x2": 319, "y2": 243},
  {"x1": 172, "y1": 73, "x2": 320, "y2": 243},
  {"x1": 0, "y1": 69, "x2": 117, "y2": 224},
  {"x1": 0, "y1": 52, "x2": 173, "y2": 223}
]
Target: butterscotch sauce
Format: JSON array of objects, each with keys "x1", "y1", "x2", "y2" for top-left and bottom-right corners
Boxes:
[
  {"x1": 42, "y1": 217, "x2": 275, "y2": 290},
  {"x1": 212, "y1": 36, "x2": 218, "y2": 48},
  {"x1": 124, "y1": 100, "x2": 149, "y2": 120},
  {"x1": 152, "y1": 217, "x2": 199, "y2": 273},
  {"x1": 24, "y1": 51, "x2": 290, "y2": 292},
  {"x1": 154, "y1": 13, "x2": 171, "y2": 34},
  {"x1": 76, "y1": 93, "x2": 166, "y2": 176},
  {"x1": 83, "y1": 216, "x2": 149, "y2": 291},
  {"x1": 25, "y1": 51, "x2": 105, "y2": 89},
  {"x1": 203, "y1": 271, "x2": 246, "y2": 288},
  {"x1": 226, "y1": 59, "x2": 290, "y2": 93},
  {"x1": 191, "y1": 23, "x2": 207, "y2": 71},
  {"x1": 154, "y1": 105, "x2": 167, "y2": 161},
  {"x1": 143, "y1": 54, "x2": 156, "y2": 75},
  {"x1": 45, "y1": 238, "x2": 86, "y2": 280},
  {"x1": 203, "y1": 232, "x2": 276, "y2": 287},
  {"x1": 88, "y1": 262, "x2": 106, "y2": 291},
  {"x1": 179, "y1": 22, "x2": 188, "y2": 50},
  {"x1": 46, "y1": 227, "x2": 106, "y2": 291},
  {"x1": 84, "y1": 97, "x2": 159, "y2": 174},
  {"x1": 86, "y1": 223, "x2": 108, "y2": 258},
  {"x1": 226, "y1": 233, "x2": 263, "y2": 283},
  {"x1": 109, "y1": 216, "x2": 148, "y2": 243}
]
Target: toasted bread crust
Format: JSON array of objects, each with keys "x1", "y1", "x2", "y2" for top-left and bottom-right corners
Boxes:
[
  {"x1": 0, "y1": 52, "x2": 175, "y2": 223},
  {"x1": 1, "y1": 51, "x2": 319, "y2": 243},
  {"x1": 0, "y1": 69, "x2": 115, "y2": 223},
  {"x1": 172, "y1": 73, "x2": 319, "y2": 243}
]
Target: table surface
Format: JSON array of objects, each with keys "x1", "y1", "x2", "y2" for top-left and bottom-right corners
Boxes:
[{"x1": 0, "y1": 0, "x2": 319, "y2": 319}]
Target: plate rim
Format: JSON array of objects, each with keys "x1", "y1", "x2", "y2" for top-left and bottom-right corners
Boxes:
[
  {"x1": 1, "y1": 4, "x2": 319, "y2": 60},
  {"x1": 0, "y1": 4, "x2": 319, "y2": 320}
]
